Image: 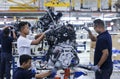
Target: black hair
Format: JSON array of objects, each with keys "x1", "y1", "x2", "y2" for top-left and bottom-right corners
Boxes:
[
  {"x1": 18, "y1": 21, "x2": 30, "y2": 31},
  {"x1": 93, "y1": 19, "x2": 105, "y2": 27},
  {"x1": 3, "y1": 28, "x2": 10, "y2": 37},
  {"x1": 19, "y1": 54, "x2": 32, "y2": 65}
]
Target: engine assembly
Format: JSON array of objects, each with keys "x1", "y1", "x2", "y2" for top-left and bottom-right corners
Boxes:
[{"x1": 36, "y1": 7, "x2": 79, "y2": 69}]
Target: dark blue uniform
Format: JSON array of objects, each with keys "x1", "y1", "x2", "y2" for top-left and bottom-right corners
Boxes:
[
  {"x1": 13, "y1": 67, "x2": 36, "y2": 79},
  {"x1": 0, "y1": 31, "x2": 14, "y2": 79},
  {"x1": 94, "y1": 31, "x2": 113, "y2": 79},
  {"x1": 0, "y1": 30, "x2": 2, "y2": 77}
]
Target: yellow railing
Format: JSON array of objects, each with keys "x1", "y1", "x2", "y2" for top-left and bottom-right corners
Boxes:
[
  {"x1": 44, "y1": 0, "x2": 70, "y2": 7},
  {"x1": 8, "y1": 0, "x2": 39, "y2": 10}
]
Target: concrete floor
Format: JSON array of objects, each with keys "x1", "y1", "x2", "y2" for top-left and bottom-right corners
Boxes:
[
  {"x1": 1, "y1": 70, "x2": 119, "y2": 79},
  {"x1": 83, "y1": 70, "x2": 120, "y2": 79}
]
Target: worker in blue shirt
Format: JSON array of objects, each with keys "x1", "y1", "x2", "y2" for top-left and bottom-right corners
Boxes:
[
  {"x1": 0, "y1": 26, "x2": 16, "y2": 79},
  {"x1": 0, "y1": 27, "x2": 7, "y2": 77},
  {"x1": 0, "y1": 29, "x2": 2, "y2": 77},
  {"x1": 13, "y1": 54, "x2": 56, "y2": 79},
  {"x1": 84, "y1": 19, "x2": 113, "y2": 79}
]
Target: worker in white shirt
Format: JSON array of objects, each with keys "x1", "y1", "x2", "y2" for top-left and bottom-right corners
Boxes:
[
  {"x1": 17, "y1": 21, "x2": 45, "y2": 55},
  {"x1": 17, "y1": 21, "x2": 51, "y2": 66}
]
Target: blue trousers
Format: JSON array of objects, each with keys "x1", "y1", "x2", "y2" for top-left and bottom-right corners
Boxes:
[
  {"x1": 95, "y1": 68, "x2": 113, "y2": 79},
  {"x1": 0, "y1": 53, "x2": 12, "y2": 79}
]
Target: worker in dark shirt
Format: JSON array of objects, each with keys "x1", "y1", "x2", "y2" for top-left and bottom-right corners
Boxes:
[
  {"x1": 0, "y1": 29, "x2": 2, "y2": 77},
  {"x1": 0, "y1": 26, "x2": 16, "y2": 79},
  {"x1": 84, "y1": 19, "x2": 113, "y2": 79},
  {"x1": 0, "y1": 26, "x2": 8, "y2": 77},
  {"x1": 13, "y1": 54, "x2": 55, "y2": 79}
]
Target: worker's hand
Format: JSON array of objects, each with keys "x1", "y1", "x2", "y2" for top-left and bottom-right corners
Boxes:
[
  {"x1": 51, "y1": 68, "x2": 57, "y2": 75},
  {"x1": 83, "y1": 27, "x2": 91, "y2": 33},
  {"x1": 29, "y1": 69, "x2": 36, "y2": 74},
  {"x1": 91, "y1": 65, "x2": 100, "y2": 72},
  {"x1": 2, "y1": 26, "x2": 9, "y2": 30},
  {"x1": 11, "y1": 29, "x2": 15, "y2": 32},
  {"x1": 49, "y1": 68, "x2": 57, "y2": 78}
]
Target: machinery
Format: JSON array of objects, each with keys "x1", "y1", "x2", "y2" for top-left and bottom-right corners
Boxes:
[
  {"x1": 36, "y1": 7, "x2": 80, "y2": 69},
  {"x1": 35, "y1": 8, "x2": 98, "y2": 79}
]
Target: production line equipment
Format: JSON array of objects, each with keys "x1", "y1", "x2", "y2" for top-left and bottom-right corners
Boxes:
[{"x1": 35, "y1": 7, "x2": 99, "y2": 79}]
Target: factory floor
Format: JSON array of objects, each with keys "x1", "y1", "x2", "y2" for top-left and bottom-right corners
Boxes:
[
  {"x1": 7, "y1": 52, "x2": 120, "y2": 79},
  {"x1": 7, "y1": 69, "x2": 120, "y2": 79},
  {"x1": 86, "y1": 70, "x2": 120, "y2": 79}
]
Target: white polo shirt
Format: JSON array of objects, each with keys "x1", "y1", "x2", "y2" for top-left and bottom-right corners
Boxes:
[{"x1": 17, "y1": 36, "x2": 32, "y2": 56}]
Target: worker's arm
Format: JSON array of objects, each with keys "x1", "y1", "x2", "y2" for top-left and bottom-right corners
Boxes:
[
  {"x1": 88, "y1": 31, "x2": 97, "y2": 41},
  {"x1": 35, "y1": 33, "x2": 43, "y2": 39},
  {"x1": 83, "y1": 27, "x2": 97, "y2": 41},
  {"x1": 2, "y1": 26, "x2": 9, "y2": 30},
  {"x1": 31, "y1": 33, "x2": 45, "y2": 45},
  {"x1": 11, "y1": 30, "x2": 17, "y2": 39},
  {"x1": 35, "y1": 71, "x2": 51, "y2": 79},
  {"x1": 31, "y1": 29, "x2": 52, "y2": 45},
  {"x1": 97, "y1": 49, "x2": 109, "y2": 68}
]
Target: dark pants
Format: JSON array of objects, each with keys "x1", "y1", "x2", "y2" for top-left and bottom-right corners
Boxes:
[
  {"x1": 0, "y1": 53, "x2": 12, "y2": 79},
  {"x1": 95, "y1": 68, "x2": 113, "y2": 79}
]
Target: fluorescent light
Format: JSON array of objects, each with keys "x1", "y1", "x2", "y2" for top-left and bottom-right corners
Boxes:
[
  {"x1": 110, "y1": 22, "x2": 114, "y2": 26},
  {"x1": 96, "y1": 17, "x2": 117, "y2": 21},
  {"x1": 107, "y1": 27, "x2": 112, "y2": 31},
  {"x1": 79, "y1": 17, "x2": 92, "y2": 20},
  {"x1": 0, "y1": 22, "x2": 4, "y2": 24},
  {"x1": 104, "y1": 14, "x2": 115, "y2": 17},
  {"x1": 61, "y1": 17, "x2": 76, "y2": 21},
  {"x1": 6, "y1": 22, "x2": 12, "y2": 24},
  {"x1": 4, "y1": 16, "x2": 7, "y2": 19},
  {"x1": 69, "y1": 21, "x2": 84, "y2": 25}
]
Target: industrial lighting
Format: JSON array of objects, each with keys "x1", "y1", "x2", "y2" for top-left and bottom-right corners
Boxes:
[
  {"x1": 60, "y1": 17, "x2": 76, "y2": 21},
  {"x1": 107, "y1": 27, "x2": 112, "y2": 31},
  {"x1": 69, "y1": 21, "x2": 84, "y2": 25},
  {"x1": 110, "y1": 22, "x2": 114, "y2": 26},
  {"x1": 4, "y1": 16, "x2": 7, "y2": 19},
  {"x1": 96, "y1": 17, "x2": 116, "y2": 21},
  {"x1": 0, "y1": 22, "x2": 4, "y2": 24},
  {"x1": 79, "y1": 17, "x2": 92, "y2": 20},
  {"x1": 61, "y1": 17, "x2": 92, "y2": 21},
  {"x1": 104, "y1": 14, "x2": 115, "y2": 17}
]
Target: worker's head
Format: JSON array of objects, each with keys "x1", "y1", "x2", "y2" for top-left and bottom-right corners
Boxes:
[
  {"x1": 3, "y1": 27, "x2": 10, "y2": 37},
  {"x1": 93, "y1": 19, "x2": 105, "y2": 34},
  {"x1": 19, "y1": 54, "x2": 32, "y2": 69},
  {"x1": 18, "y1": 21, "x2": 30, "y2": 35}
]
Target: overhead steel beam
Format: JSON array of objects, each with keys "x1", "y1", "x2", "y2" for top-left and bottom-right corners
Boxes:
[{"x1": 0, "y1": 12, "x2": 46, "y2": 16}]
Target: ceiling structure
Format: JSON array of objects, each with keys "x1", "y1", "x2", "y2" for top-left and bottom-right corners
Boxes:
[
  {"x1": 0, "y1": 0, "x2": 119, "y2": 29},
  {"x1": 0, "y1": 0, "x2": 119, "y2": 19},
  {"x1": 0, "y1": 0, "x2": 118, "y2": 11}
]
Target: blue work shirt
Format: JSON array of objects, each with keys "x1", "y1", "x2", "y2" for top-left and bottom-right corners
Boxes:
[
  {"x1": 94, "y1": 31, "x2": 113, "y2": 70},
  {"x1": 0, "y1": 31, "x2": 13, "y2": 53},
  {"x1": 0, "y1": 30, "x2": 1, "y2": 47},
  {"x1": 13, "y1": 67, "x2": 36, "y2": 79}
]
